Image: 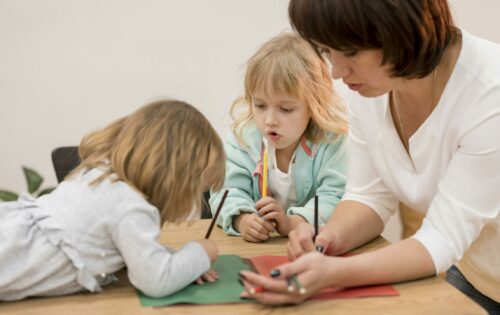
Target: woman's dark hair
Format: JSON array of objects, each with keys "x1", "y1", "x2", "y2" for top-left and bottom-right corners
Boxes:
[{"x1": 289, "y1": 0, "x2": 458, "y2": 79}]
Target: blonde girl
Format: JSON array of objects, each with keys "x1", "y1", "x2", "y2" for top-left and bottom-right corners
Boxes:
[
  {"x1": 210, "y1": 33, "x2": 348, "y2": 242},
  {"x1": 0, "y1": 100, "x2": 225, "y2": 301}
]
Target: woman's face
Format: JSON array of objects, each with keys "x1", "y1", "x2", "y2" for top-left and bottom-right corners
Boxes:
[{"x1": 316, "y1": 43, "x2": 396, "y2": 97}]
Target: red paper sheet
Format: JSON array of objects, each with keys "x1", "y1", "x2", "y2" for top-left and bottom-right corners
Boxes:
[{"x1": 250, "y1": 255, "x2": 399, "y2": 300}]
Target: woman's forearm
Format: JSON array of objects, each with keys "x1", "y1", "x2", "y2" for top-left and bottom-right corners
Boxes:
[
  {"x1": 326, "y1": 200, "x2": 385, "y2": 255},
  {"x1": 332, "y1": 238, "x2": 436, "y2": 287}
]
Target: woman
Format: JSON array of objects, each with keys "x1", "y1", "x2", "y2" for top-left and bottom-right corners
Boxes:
[{"x1": 238, "y1": 0, "x2": 500, "y2": 313}]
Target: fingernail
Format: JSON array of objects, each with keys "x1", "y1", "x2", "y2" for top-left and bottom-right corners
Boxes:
[
  {"x1": 316, "y1": 245, "x2": 325, "y2": 253},
  {"x1": 238, "y1": 272, "x2": 247, "y2": 280},
  {"x1": 269, "y1": 269, "x2": 281, "y2": 278}
]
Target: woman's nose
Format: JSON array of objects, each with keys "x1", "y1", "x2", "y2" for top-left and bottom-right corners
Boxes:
[
  {"x1": 331, "y1": 63, "x2": 351, "y2": 79},
  {"x1": 329, "y1": 53, "x2": 351, "y2": 79}
]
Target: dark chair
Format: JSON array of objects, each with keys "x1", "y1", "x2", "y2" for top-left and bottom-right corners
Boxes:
[
  {"x1": 50, "y1": 146, "x2": 212, "y2": 218},
  {"x1": 51, "y1": 146, "x2": 81, "y2": 183}
]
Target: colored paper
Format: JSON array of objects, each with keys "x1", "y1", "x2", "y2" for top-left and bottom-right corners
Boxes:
[
  {"x1": 138, "y1": 255, "x2": 252, "y2": 307},
  {"x1": 249, "y1": 255, "x2": 399, "y2": 300},
  {"x1": 137, "y1": 254, "x2": 398, "y2": 307}
]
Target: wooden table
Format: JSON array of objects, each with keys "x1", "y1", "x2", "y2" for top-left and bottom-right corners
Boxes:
[{"x1": 0, "y1": 220, "x2": 487, "y2": 315}]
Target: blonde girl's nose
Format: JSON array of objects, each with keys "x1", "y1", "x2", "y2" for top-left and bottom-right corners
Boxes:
[{"x1": 265, "y1": 111, "x2": 278, "y2": 126}]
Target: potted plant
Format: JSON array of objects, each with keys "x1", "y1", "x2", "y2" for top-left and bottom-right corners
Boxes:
[{"x1": 0, "y1": 167, "x2": 55, "y2": 202}]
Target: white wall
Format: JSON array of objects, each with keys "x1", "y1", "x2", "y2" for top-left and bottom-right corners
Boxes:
[
  {"x1": 0, "y1": 0, "x2": 291, "y2": 193},
  {"x1": 1, "y1": 1, "x2": 499, "y2": 241}
]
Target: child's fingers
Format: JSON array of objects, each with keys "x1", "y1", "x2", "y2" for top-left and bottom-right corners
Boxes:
[
  {"x1": 202, "y1": 273, "x2": 217, "y2": 282},
  {"x1": 261, "y1": 211, "x2": 280, "y2": 222},
  {"x1": 249, "y1": 226, "x2": 270, "y2": 241},
  {"x1": 256, "y1": 216, "x2": 275, "y2": 233},
  {"x1": 255, "y1": 196, "x2": 274, "y2": 208},
  {"x1": 251, "y1": 219, "x2": 273, "y2": 235},
  {"x1": 257, "y1": 203, "x2": 282, "y2": 217},
  {"x1": 243, "y1": 233, "x2": 263, "y2": 243},
  {"x1": 195, "y1": 277, "x2": 204, "y2": 285}
]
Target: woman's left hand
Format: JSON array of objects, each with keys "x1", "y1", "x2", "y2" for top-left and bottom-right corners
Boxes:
[
  {"x1": 256, "y1": 197, "x2": 291, "y2": 236},
  {"x1": 239, "y1": 252, "x2": 337, "y2": 305},
  {"x1": 195, "y1": 268, "x2": 219, "y2": 285}
]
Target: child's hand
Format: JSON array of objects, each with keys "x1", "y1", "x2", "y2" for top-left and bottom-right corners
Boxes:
[
  {"x1": 256, "y1": 197, "x2": 293, "y2": 236},
  {"x1": 234, "y1": 213, "x2": 274, "y2": 242},
  {"x1": 197, "y1": 239, "x2": 219, "y2": 264},
  {"x1": 195, "y1": 268, "x2": 219, "y2": 285}
]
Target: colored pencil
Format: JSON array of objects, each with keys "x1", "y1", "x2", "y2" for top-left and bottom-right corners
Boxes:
[
  {"x1": 204, "y1": 189, "x2": 228, "y2": 239},
  {"x1": 262, "y1": 149, "x2": 268, "y2": 197},
  {"x1": 291, "y1": 275, "x2": 307, "y2": 295}
]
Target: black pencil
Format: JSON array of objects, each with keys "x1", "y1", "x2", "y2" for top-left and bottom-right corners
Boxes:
[
  {"x1": 314, "y1": 195, "x2": 325, "y2": 253},
  {"x1": 314, "y1": 195, "x2": 318, "y2": 242},
  {"x1": 205, "y1": 189, "x2": 228, "y2": 239}
]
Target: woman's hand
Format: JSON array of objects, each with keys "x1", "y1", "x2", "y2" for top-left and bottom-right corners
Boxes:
[
  {"x1": 234, "y1": 213, "x2": 275, "y2": 242},
  {"x1": 195, "y1": 268, "x2": 219, "y2": 285},
  {"x1": 239, "y1": 252, "x2": 339, "y2": 305},
  {"x1": 287, "y1": 222, "x2": 339, "y2": 260},
  {"x1": 256, "y1": 197, "x2": 292, "y2": 236}
]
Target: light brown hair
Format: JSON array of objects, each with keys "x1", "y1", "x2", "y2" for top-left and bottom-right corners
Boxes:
[
  {"x1": 289, "y1": 0, "x2": 458, "y2": 79},
  {"x1": 231, "y1": 33, "x2": 348, "y2": 145},
  {"x1": 70, "y1": 100, "x2": 225, "y2": 224}
]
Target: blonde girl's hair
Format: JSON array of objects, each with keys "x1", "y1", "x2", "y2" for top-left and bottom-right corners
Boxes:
[
  {"x1": 69, "y1": 100, "x2": 225, "y2": 224},
  {"x1": 231, "y1": 32, "x2": 348, "y2": 144}
]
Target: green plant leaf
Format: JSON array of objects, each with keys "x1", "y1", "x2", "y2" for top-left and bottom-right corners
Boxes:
[
  {"x1": 0, "y1": 190, "x2": 19, "y2": 201},
  {"x1": 23, "y1": 166, "x2": 43, "y2": 194},
  {"x1": 37, "y1": 187, "x2": 55, "y2": 197}
]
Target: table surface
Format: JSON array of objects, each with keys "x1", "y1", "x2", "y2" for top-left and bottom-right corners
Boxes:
[{"x1": 0, "y1": 219, "x2": 487, "y2": 315}]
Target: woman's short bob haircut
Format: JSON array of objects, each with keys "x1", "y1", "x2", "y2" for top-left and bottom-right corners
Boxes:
[{"x1": 289, "y1": 0, "x2": 458, "y2": 79}]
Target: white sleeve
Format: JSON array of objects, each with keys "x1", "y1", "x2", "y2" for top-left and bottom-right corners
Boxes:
[
  {"x1": 342, "y1": 103, "x2": 399, "y2": 224},
  {"x1": 413, "y1": 91, "x2": 500, "y2": 273},
  {"x1": 112, "y1": 206, "x2": 211, "y2": 297}
]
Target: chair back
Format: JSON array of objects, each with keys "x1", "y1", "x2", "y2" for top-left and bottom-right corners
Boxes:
[{"x1": 51, "y1": 146, "x2": 80, "y2": 183}]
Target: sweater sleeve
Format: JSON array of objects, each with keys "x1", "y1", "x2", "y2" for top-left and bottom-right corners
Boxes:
[
  {"x1": 341, "y1": 102, "x2": 399, "y2": 223},
  {"x1": 287, "y1": 136, "x2": 348, "y2": 224},
  {"x1": 209, "y1": 138, "x2": 257, "y2": 236},
  {"x1": 412, "y1": 90, "x2": 500, "y2": 273},
  {"x1": 111, "y1": 206, "x2": 211, "y2": 297}
]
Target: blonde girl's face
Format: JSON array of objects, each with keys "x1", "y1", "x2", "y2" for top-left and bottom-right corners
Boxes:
[{"x1": 251, "y1": 90, "x2": 311, "y2": 151}]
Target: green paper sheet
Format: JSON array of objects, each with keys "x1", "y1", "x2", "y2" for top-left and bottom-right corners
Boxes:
[{"x1": 137, "y1": 255, "x2": 252, "y2": 307}]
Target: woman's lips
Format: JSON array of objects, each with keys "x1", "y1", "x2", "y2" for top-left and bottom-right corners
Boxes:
[{"x1": 347, "y1": 83, "x2": 362, "y2": 91}]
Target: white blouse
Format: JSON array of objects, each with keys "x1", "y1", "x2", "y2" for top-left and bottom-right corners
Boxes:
[
  {"x1": 268, "y1": 145, "x2": 297, "y2": 210},
  {"x1": 341, "y1": 30, "x2": 500, "y2": 302}
]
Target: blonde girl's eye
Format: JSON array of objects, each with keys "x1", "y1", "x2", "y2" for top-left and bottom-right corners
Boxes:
[
  {"x1": 280, "y1": 107, "x2": 294, "y2": 113},
  {"x1": 253, "y1": 103, "x2": 266, "y2": 110}
]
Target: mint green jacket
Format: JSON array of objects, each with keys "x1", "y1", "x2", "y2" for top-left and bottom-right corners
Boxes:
[{"x1": 209, "y1": 125, "x2": 347, "y2": 236}]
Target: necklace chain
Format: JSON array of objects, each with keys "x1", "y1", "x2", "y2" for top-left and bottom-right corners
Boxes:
[{"x1": 392, "y1": 66, "x2": 439, "y2": 150}]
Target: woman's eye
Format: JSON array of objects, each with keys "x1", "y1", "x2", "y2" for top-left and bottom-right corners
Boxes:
[
  {"x1": 253, "y1": 103, "x2": 265, "y2": 109},
  {"x1": 343, "y1": 50, "x2": 358, "y2": 57},
  {"x1": 281, "y1": 108, "x2": 294, "y2": 113}
]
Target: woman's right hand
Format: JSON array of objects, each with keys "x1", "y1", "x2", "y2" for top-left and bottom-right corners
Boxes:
[
  {"x1": 197, "y1": 239, "x2": 219, "y2": 264},
  {"x1": 239, "y1": 252, "x2": 341, "y2": 305},
  {"x1": 234, "y1": 213, "x2": 275, "y2": 243},
  {"x1": 287, "y1": 222, "x2": 339, "y2": 260}
]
